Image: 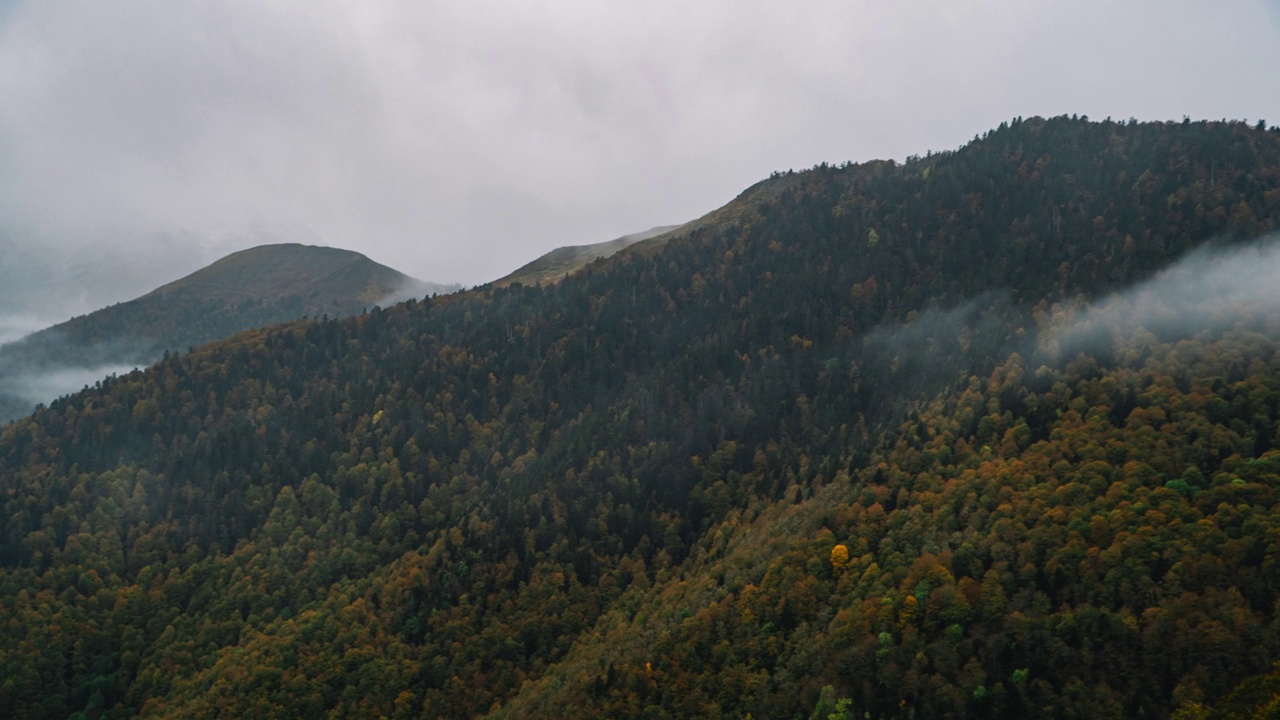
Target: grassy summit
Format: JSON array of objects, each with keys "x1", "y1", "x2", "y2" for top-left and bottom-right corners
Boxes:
[{"x1": 0, "y1": 243, "x2": 453, "y2": 421}]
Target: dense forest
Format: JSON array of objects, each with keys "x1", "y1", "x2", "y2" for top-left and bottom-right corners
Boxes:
[{"x1": 2, "y1": 116, "x2": 1280, "y2": 718}]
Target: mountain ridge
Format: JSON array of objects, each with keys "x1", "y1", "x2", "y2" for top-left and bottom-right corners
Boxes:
[
  {"x1": 2, "y1": 116, "x2": 1280, "y2": 719},
  {"x1": 494, "y1": 225, "x2": 684, "y2": 287},
  {"x1": 493, "y1": 169, "x2": 823, "y2": 289},
  {"x1": 134, "y1": 243, "x2": 454, "y2": 306}
]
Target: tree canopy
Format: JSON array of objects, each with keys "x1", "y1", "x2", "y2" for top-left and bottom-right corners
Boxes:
[{"x1": 2, "y1": 116, "x2": 1280, "y2": 719}]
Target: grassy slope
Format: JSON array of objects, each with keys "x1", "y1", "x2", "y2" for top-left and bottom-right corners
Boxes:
[
  {"x1": 0, "y1": 244, "x2": 445, "y2": 422},
  {"x1": 143, "y1": 244, "x2": 428, "y2": 307},
  {"x1": 494, "y1": 226, "x2": 683, "y2": 287}
]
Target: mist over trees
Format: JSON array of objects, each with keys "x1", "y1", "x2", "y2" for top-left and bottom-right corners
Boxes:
[{"x1": 2, "y1": 116, "x2": 1280, "y2": 718}]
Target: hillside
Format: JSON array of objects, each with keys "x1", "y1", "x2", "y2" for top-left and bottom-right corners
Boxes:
[
  {"x1": 1, "y1": 117, "x2": 1280, "y2": 719},
  {"x1": 494, "y1": 225, "x2": 684, "y2": 287},
  {"x1": 0, "y1": 243, "x2": 456, "y2": 422},
  {"x1": 493, "y1": 171, "x2": 825, "y2": 289}
]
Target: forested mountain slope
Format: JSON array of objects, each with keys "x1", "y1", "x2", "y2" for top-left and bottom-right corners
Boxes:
[
  {"x1": 0, "y1": 243, "x2": 454, "y2": 423},
  {"x1": 1, "y1": 116, "x2": 1279, "y2": 719}
]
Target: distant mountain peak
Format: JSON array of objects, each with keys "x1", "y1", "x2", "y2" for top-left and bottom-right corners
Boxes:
[
  {"x1": 0, "y1": 242, "x2": 457, "y2": 422},
  {"x1": 142, "y1": 242, "x2": 447, "y2": 306},
  {"x1": 494, "y1": 225, "x2": 684, "y2": 287}
]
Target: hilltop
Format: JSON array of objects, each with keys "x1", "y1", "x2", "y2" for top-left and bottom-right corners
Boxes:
[
  {"x1": 0, "y1": 243, "x2": 456, "y2": 422},
  {"x1": 136, "y1": 243, "x2": 442, "y2": 307},
  {"x1": 2, "y1": 117, "x2": 1280, "y2": 719},
  {"x1": 492, "y1": 172, "x2": 828, "y2": 289},
  {"x1": 494, "y1": 225, "x2": 684, "y2": 287}
]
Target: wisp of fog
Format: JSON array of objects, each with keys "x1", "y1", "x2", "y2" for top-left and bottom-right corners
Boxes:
[
  {"x1": 0, "y1": 364, "x2": 140, "y2": 405},
  {"x1": 0, "y1": 363, "x2": 141, "y2": 424},
  {"x1": 1042, "y1": 234, "x2": 1280, "y2": 357}
]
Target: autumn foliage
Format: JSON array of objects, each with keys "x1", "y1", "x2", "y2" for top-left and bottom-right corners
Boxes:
[{"x1": 2, "y1": 117, "x2": 1280, "y2": 718}]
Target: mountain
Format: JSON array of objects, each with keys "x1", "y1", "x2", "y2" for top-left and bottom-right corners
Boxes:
[
  {"x1": 0, "y1": 243, "x2": 457, "y2": 422},
  {"x1": 2, "y1": 117, "x2": 1280, "y2": 719},
  {"x1": 493, "y1": 174, "x2": 830, "y2": 289},
  {"x1": 495, "y1": 225, "x2": 684, "y2": 287}
]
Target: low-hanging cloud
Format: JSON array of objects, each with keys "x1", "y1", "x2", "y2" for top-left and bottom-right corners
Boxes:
[
  {"x1": 0, "y1": 322, "x2": 157, "y2": 422},
  {"x1": 1042, "y1": 235, "x2": 1280, "y2": 357},
  {"x1": 0, "y1": 362, "x2": 142, "y2": 424},
  {"x1": 856, "y1": 290, "x2": 1017, "y2": 403},
  {"x1": 0, "y1": 363, "x2": 140, "y2": 406}
]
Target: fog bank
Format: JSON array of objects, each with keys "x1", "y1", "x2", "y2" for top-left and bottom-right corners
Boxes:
[{"x1": 1042, "y1": 236, "x2": 1280, "y2": 357}]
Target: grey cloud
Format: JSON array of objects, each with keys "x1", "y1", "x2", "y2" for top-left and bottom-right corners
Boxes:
[
  {"x1": 0, "y1": 363, "x2": 139, "y2": 406},
  {"x1": 1041, "y1": 236, "x2": 1280, "y2": 358},
  {"x1": 0, "y1": 0, "x2": 1277, "y2": 291},
  {"x1": 0, "y1": 362, "x2": 140, "y2": 423},
  {"x1": 859, "y1": 290, "x2": 1017, "y2": 397}
]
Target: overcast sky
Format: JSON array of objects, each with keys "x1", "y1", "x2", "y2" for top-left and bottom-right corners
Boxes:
[{"x1": 1, "y1": 1, "x2": 1279, "y2": 288}]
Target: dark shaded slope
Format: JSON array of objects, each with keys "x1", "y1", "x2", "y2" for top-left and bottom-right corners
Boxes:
[
  {"x1": 0, "y1": 243, "x2": 453, "y2": 422},
  {"x1": 499, "y1": 317, "x2": 1280, "y2": 719},
  {"x1": 0, "y1": 117, "x2": 1278, "y2": 719}
]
